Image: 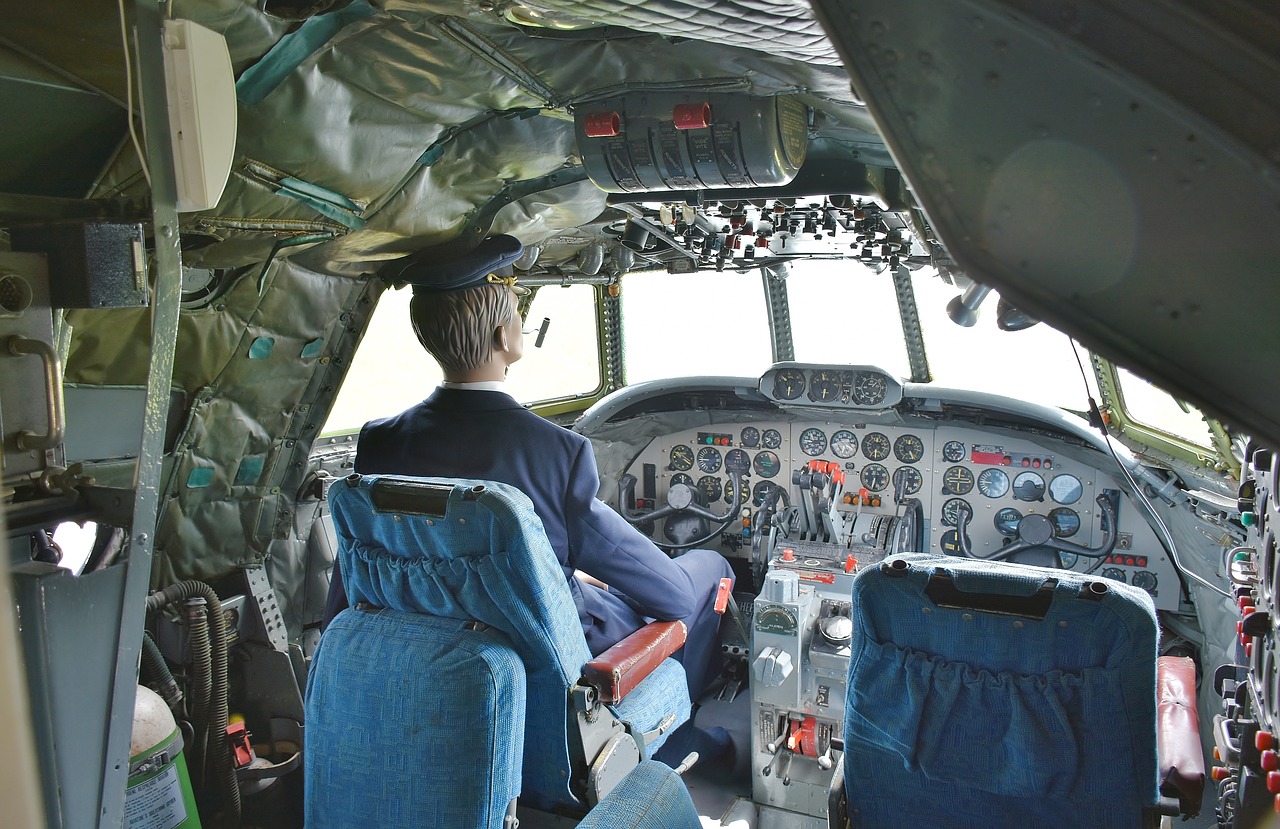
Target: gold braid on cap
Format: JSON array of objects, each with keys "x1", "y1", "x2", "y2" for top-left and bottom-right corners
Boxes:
[{"x1": 485, "y1": 273, "x2": 520, "y2": 289}]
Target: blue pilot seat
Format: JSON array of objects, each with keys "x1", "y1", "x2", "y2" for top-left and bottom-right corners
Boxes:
[
  {"x1": 827, "y1": 553, "x2": 1203, "y2": 829},
  {"x1": 304, "y1": 474, "x2": 692, "y2": 827}
]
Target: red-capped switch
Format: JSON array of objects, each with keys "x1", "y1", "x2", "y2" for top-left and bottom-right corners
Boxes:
[
  {"x1": 583, "y1": 111, "x2": 621, "y2": 137},
  {"x1": 845, "y1": 555, "x2": 857, "y2": 573},
  {"x1": 713, "y1": 577, "x2": 732, "y2": 615},
  {"x1": 1259, "y1": 731, "x2": 1276, "y2": 752},
  {"x1": 1240, "y1": 595, "x2": 1255, "y2": 610},
  {"x1": 1263, "y1": 750, "x2": 1280, "y2": 772},
  {"x1": 1247, "y1": 641, "x2": 1255, "y2": 658},
  {"x1": 1269, "y1": 770, "x2": 1280, "y2": 794},
  {"x1": 1211, "y1": 766, "x2": 1231, "y2": 782},
  {"x1": 227, "y1": 721, "x2": 255, "y2": 769},
  {"x1": 673, "y1": 102, "x2": 712, "y2": 130},
  {"x1": 781, "y1": 548, "x2": 796, "y2": 563},
  {"x1": 1274, "y1": 793, "x2": 1280, "y2": 815}
]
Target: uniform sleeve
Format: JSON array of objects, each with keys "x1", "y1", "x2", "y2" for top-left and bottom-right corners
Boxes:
[{"x1": 563, "y1": 439, "x2": 697, "y2": 621}]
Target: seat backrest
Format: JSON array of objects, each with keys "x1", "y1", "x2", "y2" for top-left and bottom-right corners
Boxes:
[
  {"x1": 844, "y1": 553, "x2": 1159, "y2": 829},
  {"x1": 328, "y1": 474, "x2": 593, "y2": 809},
  {"x1": 305, "y1": 607, "x2": 524, "y2": 828}
]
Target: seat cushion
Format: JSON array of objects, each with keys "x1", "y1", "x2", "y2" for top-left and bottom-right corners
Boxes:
[
  {"x1": 305, "y1": 607, "x2": 524, "y2": 829},
  {"x1": 609, "y1": 657, "x2": 691, "y2": 756},
  {"x1": 576, "y1": 760, "x2": 702, "y2": 829}
]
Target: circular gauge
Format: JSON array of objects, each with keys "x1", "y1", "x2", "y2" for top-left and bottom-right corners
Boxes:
[
  {"x1": 740, "y1": 426, "x2": 760, "y2": 448},
  {"x1": 830, "y1": 429, "x2": 859, "y2": 459},
  {"x1": 1100, "y1": 567, "x2": 1127, "y2": 583},
  {"x1": 669, "y1": 444, "x2": 694, "y2": 471},
  {"x1": 941, "y1": 497, "x2": 971, "y2": 527},
  {"x1": 1012, "y1": 471, "x2": 1046, "y2": 502},
  {"x1": 853, "y1": 371, "x2": 887, "y2": 406},
  {"x1": 724, "y1": 478, "x2": 750, "y2": 505},
  {"x1": 808, "y1": 369, "x2": 844, "y2": 403},
  {"x1": 799, "y1": 427, "x2": 828, "y2": 457},
  {"x1": 1131, "y1": 571, "x2": 1158, "y2": 593},
  {"x1": 670, "y1": 473, "x2": 694, "y2": 488},
  {"x1": 1058, "y1": 551, "x2": 1079, "y2": 569},
  {"x1": 892, "y1": 466, "x2": 923, "y2": 496},
  {"x1": 862, "y1": 432, "x2": 891, "y2": 461},
  {"x1": 762, "y1": 429, "x2": 783, "y2": 449},
  {"x1": 725, "y1": 448, "x2": 751, "y2": 475},
  {"x1": 754, "y1": 450, "x2": 781, "y2": 478},
  {"x1": 977, "y1": 468, "x2": 1010, "y2": 499},
  {"x1": 696, "y1": 446, "x2": 722, "y2": 473},
  {"x1": 698, "y1": 475, "x2": 722, "y2": 503},
  {"x1": 860, "y1": 463, "x2": 889, "y2": 492},
  {"x1": 894, "y1": 434, "x2": 925, "y2": 463},
  {"x1": 773, "y1": 368, "x2": 807, "y2": 400},
  {"x1": 994, "y1": 507, "x2": 1022, "y2": 535},
  {"x1": 939, "y1": 529, "x2": 963, "y2": 555},
  {"x1": 942, "y1": 465, "x2": 975, "y2": 495},
  {"x1": 941, "y1": 440, "x2": 966, "y2": 463},
  {"x1": 753, "y1": 481, "x2": 779, "y2": 506},
  {"x1": 1049, "y1": 507, "x2": 1081, "y2": 538},
  {"x1": 1049, "y1": 474, "x2": 1083, "y2": 505}
]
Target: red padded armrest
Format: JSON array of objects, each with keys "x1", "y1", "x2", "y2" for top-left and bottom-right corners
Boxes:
[
  {"x1": 583, "y1": 620, "x2": 687, "y2": 704},
  {"x1": 1157, "y1": 655, "x2": 1205, "y2": 816}
]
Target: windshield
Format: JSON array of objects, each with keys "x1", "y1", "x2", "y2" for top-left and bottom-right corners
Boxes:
[{"x1": 622, "y1": 259, "x2": 1097, "y2": 417}]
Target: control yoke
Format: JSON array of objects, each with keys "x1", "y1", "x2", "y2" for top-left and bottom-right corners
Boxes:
[
  {"x1": 618, "y1": 471, "x2": 746, "y2": 550},
  {"x1": 955, "y1": 491, "x2": 1120, "y2": 564}
]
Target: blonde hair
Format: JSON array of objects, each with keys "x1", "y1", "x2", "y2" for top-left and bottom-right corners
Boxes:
[{"x1": 409, "y1": 284, "x2": 516, "y2": 375}]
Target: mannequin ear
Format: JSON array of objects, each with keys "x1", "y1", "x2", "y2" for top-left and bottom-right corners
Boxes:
[{"x1": 494, "y1": 324, "x2": 510, "y2": 353}]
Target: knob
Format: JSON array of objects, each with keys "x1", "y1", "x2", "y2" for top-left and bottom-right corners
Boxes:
[
  {"x1": 752, "y1": 647, "x2": 794, "y2": 687},
  {"x1": 762, "y1": 570, "x2": 799, "y2": 603}
]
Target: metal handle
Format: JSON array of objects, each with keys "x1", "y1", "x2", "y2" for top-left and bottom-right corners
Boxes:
[{"x1": 7, "y1": 335, "x2": 65, "y2": 450}]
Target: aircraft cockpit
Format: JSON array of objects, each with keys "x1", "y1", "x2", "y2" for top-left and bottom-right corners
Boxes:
[{"x1": 2, "y1": 1, "x2": 1278, "y2": 827}]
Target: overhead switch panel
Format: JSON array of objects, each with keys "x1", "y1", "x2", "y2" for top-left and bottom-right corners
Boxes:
[{"x1": 575, "y1": 93, "x2": 808, "y2": 192}]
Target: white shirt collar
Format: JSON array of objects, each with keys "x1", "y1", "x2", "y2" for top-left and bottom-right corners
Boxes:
[{"x1": 440, "y1": 380, "x2": 508, "y2": 392}]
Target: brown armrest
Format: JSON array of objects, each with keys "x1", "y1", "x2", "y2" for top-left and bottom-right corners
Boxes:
[
  {"x1": 584, "y1": 620, "x2": 687, "y2": 704},
  {"x1": 1156, "y1": 655, "x2": 1205, "y2": 816}
]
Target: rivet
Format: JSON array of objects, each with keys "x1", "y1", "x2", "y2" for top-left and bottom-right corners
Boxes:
[
  {"x1": 962, "y1": 613, "x2": 973, "y2": 621},
  {"x1": 393, "y1": 515, "x2": 401, "y2": 522},
  {"x1": 1013, "y1": 620, "x2": 1024, "y2": 629},
  {"x1": 426, "y1": 519, "x2": 434, "y2": 526},
  {"x1": 458, "y1": 518, "x2": 466, "y2": 525},
  {"x1": 1059, "y1": 620, "x2": 1068, "y2": 628},
  {"x1": 921, "y1": 606, "x2": 932, "y2": 614}
]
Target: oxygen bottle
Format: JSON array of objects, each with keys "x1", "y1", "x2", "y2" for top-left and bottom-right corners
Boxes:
[{"x1": 125, "y1": 684, "x2": 201, "y2": 829}]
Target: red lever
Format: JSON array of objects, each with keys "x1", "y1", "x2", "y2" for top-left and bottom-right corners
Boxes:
[
  {"x1": 583, "y1": 111, "x2": 621, "y2": 137},
  {"x1": 227, "y1": 721, "x2": 255, "y2": 769},
  {"x1": 713, "y1": 577, "x2": 732, "y2": 615},
  {"x1": 673, "y1": 102, "x2": 712, "y2": 130}
]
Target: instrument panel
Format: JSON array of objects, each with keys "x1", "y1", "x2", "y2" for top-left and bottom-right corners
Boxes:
[{"x1": 622, "y1": 419, "x2": 1182, "y2": 611}]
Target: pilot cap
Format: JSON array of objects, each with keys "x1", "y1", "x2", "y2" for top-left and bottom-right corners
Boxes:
[{"x1": 399, "y1": 234, "x2": 528, "y2": 296}]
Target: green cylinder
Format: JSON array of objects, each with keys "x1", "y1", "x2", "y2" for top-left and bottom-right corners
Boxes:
[{"x1": 125, "y1": 685, "x2": 202, "y2": 829}]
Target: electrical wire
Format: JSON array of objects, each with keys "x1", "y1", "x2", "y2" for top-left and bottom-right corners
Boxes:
[
  {"x1": 1069, "y1": 338, "x2": 1229, "y2": 599},
  {"x1": 117, "y1": 0, "x2": 153, "y2": 188}
]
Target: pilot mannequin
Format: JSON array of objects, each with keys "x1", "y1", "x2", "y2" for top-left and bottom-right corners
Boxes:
[{"x1": 323, "y1": 234, "x2": 734, "y2": 705}]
